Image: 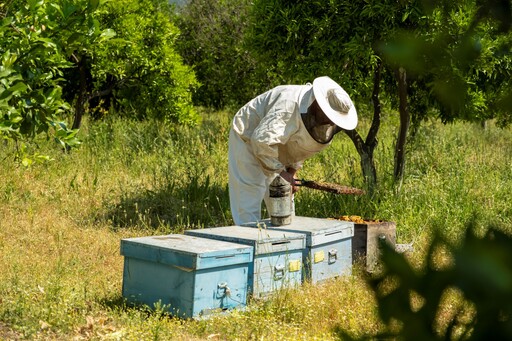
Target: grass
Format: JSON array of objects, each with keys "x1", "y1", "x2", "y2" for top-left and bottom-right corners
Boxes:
[{"x1": 1, "y1": 109, "x2": 511, "y2": 340}]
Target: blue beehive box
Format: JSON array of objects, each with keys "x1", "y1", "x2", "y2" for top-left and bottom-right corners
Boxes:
[
  {"x1": 120, "y1": 234, "x2": 253, "y2": 318},
  {"x1": 185, "y1": 226, "x2": 305, "y2": 298},
  {"x1": 244, "y1": 216, "x2": 354, "y2": 283}
]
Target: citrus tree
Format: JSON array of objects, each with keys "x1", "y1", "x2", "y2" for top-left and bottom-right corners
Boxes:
[
  {"x1": 175, "y1": 0, "x2": 263, "y2": 109},
  {"x1": 0, "y1": 0, "x2": 103, "y2": 162},
  {"x1": 66, "y1": 0, "x2": 200, "y2": 127},
  {"x1": 247, "y1": 0, "x2": 423, "y2": 188},
  {"x1": 1, "y1": 0, "x2": 200, "y2": 163},
  {"x1": 381, "y1": 0, "x2": 512, "y2": 127}
]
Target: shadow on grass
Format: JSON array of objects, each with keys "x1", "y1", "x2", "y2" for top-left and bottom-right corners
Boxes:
[
  {"x1": 101, "y1": 173, "x2": 381, "y2": 233},
  {"x1": 100, "y1": 295, "x2": 127, "y2": 311},
  {"x1": 102, "y1": 175, "x2": 232, "y2": 232},
  {"x1": 99, "y1": 295, "x2": 154, "y2": 317},
  {"x1": 100, "y1": 294, "x2": 185, "y2": 320}
]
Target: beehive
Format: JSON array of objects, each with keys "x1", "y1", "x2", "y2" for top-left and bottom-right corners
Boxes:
[
  {"x1": 185, "y1": 226, "x2": 304, "y2": 297},
  {"x1": 245, "y1": 216, "x2": 354, "y2": 283},
  {"x1": 352, "y1": 221, "x2": 396, "y2": 271},
  {"x1": 121, "y1": 234, "x2": 253, "y2": 318}
]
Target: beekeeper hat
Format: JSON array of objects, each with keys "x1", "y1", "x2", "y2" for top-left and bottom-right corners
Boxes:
[{"x1": 312, "y1": 76, "x2": 358, "y2": 130}]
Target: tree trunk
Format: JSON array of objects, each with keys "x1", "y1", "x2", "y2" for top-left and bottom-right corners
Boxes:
[
  {"x1": 394, "y1": 67, "x2": 410, "y2": 183},
  {"x1": 71, "y1": 56, "x2": 88, "y2": 130},
  {"x1": 343, "y1": 60, "x2": 382, "y2": 192}
]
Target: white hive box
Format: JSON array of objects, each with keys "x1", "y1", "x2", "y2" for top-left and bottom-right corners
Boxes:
[
  {"x1": 120, "y1": 234, "x2": 253, "y2": 318},
  {"x1": 244, "y1": 216, "x2": 354, "y2": 283},
  {"x1": 185, "y1": 226, "x2": 305, "y2": 298}
]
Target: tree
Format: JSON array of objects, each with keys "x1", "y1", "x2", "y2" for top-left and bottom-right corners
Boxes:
[
  {"x1": 175, "y1": 0, "x2": 264, "y2": 109},
  {"x1": 380, "y1": 0, "x2": 512, "y2": 127},
  {"x1": 247, "y1": 0, "x2": 421, "y2": 188},
  {"x1": 0, "y1": 0, "x2": 97, "y2": 161},
  {"x1": 64, "y1": 0, "x2": 200, "y2": 127},
  {"x1": 1, "y1": 0, "x2": 200, "y2": 163},
  {"x1": 247, "y1": 0, "x2": 512, "y2": 189}
]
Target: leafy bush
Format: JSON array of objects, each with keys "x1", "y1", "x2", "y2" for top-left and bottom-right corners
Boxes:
[
  {"x1": 345, "y1": 221, "x2": 512, "y2": 340},
  {"x1": 0, "y1": 0, "x2": 98, "y2": 159},
  {"x1": 87, "y1": 0, "x2": 200, "y2": 124},
  {"x1": 175, "y1": 0, "x2": 267, "y2": 108},
  {"x1": 1, "y1": 0, "x2": 200, "y2": 164}
]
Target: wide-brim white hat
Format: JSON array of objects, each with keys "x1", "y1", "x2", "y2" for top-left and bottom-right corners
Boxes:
[{"x1": 312, "y1": 76, "x2": 358, "y2": 130}]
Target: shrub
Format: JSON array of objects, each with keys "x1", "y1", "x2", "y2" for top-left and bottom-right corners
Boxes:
[
  {"x1": 175, "y1": 0, "x2": 267, "y2": 109},
  {"x1": 78, "y1": 0, "x2": 201, "y2": 125}
]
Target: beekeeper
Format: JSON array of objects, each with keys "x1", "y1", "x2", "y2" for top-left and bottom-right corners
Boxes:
[{"x1": 228, "y1": 76, "x2": 358, "y2": 225}]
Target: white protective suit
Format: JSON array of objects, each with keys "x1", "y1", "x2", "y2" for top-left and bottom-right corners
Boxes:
[{"x1": 228, "y1": 84, "x2": 331, "y2": 225}]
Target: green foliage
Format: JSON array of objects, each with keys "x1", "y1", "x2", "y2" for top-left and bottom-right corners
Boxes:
[
  {"x1": 89, "y1": 0, "x2": 200, "y2": 124},
  {"x1": 0, "y1": 0, "x2": 200, "y2": 164},
  {"x1": 175, "y1": 0, "x2": 266, "y2": 108},
  {"x1": 247, "y1": 0, "x2": 511, "y2": 125},
  {"x1": 247, "y1": 0, "x2": 401, "y2": 100},
  {"x1": 0, "y1": 0, "x2": 89, "y2": 158},
  {"x1": 246, "y1": 0, "x2": 512, "y2": 188},
  {"x1": 361, "y1": 222, "x2": 512, "y2": 340},
  {"x1": 379, "y1": 0, "x2": 512, "y2": 126}
]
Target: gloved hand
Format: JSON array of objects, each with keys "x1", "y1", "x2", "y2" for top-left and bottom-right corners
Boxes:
[{"x1": 280, "y1": 168, "x2": 299, "y2": 193}]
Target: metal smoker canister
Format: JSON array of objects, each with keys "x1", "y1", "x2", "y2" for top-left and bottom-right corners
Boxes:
[{"x1": 269, "y1": 175, "x2": 292, "y2": 226}]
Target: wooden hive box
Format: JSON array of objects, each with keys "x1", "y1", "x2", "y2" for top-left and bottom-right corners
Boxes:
[
  {"x1": 185, "y1": 226, "x2": 305, "y2": 298},
  {"x1": 245, "y1": 216, "x2": 354, "y2": 284},
  {"x1": 351, "y1": 221, "x2": 397, "y2": 271},
  {"x1": 120, "y1": 234, "x2": 253, "y2": 319}
]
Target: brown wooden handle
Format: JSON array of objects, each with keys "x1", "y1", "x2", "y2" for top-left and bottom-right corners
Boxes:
[{"x1": 295, "y1": 179, "x2": 365, "y2": 195}]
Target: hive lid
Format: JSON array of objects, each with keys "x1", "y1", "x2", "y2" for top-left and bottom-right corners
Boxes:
[
  {"x1": 185, "y1": 226, "x2": 305, "y2": 255},
  {"x1": 243, "y1": 216, "x2": 354, "y2": 246},
  {"x1": 120, "y1": 234, "x2": 253, "y2": 270}
]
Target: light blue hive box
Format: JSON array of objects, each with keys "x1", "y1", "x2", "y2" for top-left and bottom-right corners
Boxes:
[
  {"x1": 185, "y1": 226, "x2": 305, "y2": 298},
  {"x1": 244, "y1": 216, "x2": 354, "y2": 283},
  {"x1": 120, "y1": 234, "x2": 253, "y2": 318}
]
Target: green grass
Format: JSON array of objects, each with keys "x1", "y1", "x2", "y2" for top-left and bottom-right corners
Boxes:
[{"x1": 1, "y1": 109, "x2": 511, "y2": 340}]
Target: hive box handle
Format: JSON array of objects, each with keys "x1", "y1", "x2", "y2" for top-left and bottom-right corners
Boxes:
[
  {"x1": 273, "y1": 264, "x2": 285, "y2": 280},
  {"x1": 217, "y1": 282, "x2": 231, "y2": 298},
  {"x1": 328, "y1": 249, "x2": 338, "y2": 264}
]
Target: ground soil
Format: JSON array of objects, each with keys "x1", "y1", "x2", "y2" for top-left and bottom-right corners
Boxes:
[{"x1": 0, "y1": 321, "x2": 21, "y2": 340}]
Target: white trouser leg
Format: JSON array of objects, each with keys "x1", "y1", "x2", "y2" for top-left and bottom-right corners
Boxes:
[{"x1": 228, "y1": 130, "x2": 269, "y2": 225}]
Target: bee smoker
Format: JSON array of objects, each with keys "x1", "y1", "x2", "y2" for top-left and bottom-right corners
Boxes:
[{"x1": 269, "y1": 175, "x2": 292, "y2": 226}]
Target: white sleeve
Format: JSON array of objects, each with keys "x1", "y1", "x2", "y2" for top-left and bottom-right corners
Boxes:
[{"x1": 250, "y1": 103, "x2": 299, "y2": 176}]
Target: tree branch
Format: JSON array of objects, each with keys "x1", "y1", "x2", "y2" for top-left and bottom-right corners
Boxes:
[{"x1": 367, "y1": 58, "x2": 382, "y2": 149}]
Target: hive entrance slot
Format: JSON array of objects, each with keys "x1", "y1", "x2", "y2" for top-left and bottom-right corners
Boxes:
[{"x1": 271, "y1": 241, "x2": 290, "y2": 246}]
